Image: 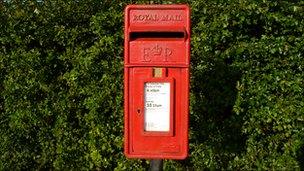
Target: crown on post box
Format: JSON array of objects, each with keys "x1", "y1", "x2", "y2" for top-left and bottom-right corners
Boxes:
[{"x1": 152, "y1": 44, "x2": 162, "y2": 56}]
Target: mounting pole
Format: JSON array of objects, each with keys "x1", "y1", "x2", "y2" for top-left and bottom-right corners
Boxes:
[{"x1": 149, "y1": 159, "x2": 163, "y2": 171}]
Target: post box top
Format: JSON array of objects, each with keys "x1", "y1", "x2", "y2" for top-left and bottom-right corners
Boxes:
[
  {"x1": 124, "y1": 5, "x2": 190, "y2": 67},
  {"x1": 125, "y1": 4, "x2": 190, "y2": 32}
]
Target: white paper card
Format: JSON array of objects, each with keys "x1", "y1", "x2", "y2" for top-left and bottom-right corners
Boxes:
[{"x1": 144, "y1": 82, "x2": 170, "y2": 132}]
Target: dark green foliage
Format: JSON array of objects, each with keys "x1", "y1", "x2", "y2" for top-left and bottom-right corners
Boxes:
[{"x1": 0, "y1": 0, "x2": 303, "y2": 170}]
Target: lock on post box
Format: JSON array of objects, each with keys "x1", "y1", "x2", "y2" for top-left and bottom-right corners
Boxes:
[{"x1": 124, "y1": 5, "x2": 190, "y2": 159}]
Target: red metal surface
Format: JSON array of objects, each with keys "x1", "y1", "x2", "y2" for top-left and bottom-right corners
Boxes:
[{"x1": 124, "y1": 4, "x2": 190, "y2": 159}]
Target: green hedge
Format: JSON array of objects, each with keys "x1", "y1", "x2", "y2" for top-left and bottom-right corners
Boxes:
[{"x1": 0, "y1": 0, "x2": 303, "y2": 170}]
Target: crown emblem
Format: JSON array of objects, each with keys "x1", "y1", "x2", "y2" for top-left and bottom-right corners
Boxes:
[{"x1": 152, "y1": 44, "x2": 162, "y2": 56}]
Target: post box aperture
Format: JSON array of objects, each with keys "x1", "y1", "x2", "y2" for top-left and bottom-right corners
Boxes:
[{"x1": 124, "y1": 5, "x2": 190, "y2": 159}]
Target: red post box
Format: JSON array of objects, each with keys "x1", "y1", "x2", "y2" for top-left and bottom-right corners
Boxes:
[{"x1": 124, "y1": 4, "x2": 190, "y2": 159}]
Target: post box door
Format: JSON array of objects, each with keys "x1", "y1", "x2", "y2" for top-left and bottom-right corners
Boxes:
[{"x1": 127, "y1": 67, "x2": 189, "y2": 158}]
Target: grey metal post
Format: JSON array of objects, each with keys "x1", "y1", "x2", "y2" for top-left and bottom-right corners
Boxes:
[{"x1": 149, "y1": 159, "x2": 163, "y2": 171}]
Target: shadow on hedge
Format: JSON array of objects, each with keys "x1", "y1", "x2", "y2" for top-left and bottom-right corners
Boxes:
[
  {"x1": 185, "y1": 56, "x2": 246, "y2": 168},
  {"x1": 297, "y1": 142, "x2": 304, "y2": 170}
]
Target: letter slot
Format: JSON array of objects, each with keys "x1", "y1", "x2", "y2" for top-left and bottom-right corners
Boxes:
[{"x1": 130, "y1": 31, "x2": 186, "y2": 41}]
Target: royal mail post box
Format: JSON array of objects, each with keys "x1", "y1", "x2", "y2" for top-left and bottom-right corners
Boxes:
[{"x1": 124, "y1": 4, "x2": 190, "y2": 159}]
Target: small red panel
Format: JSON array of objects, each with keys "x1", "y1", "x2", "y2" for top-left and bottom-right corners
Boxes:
[
  {"x1": 124, "y1": 5, "x2": 190, "y2": 159},
  {"x1": 129, "y1": 41, "x2": 188, "y2": 65},
  {"x1": 127, "y1": 6, "x2": 188, "y2": 28}
]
